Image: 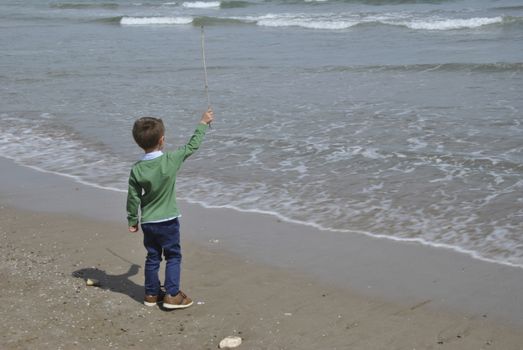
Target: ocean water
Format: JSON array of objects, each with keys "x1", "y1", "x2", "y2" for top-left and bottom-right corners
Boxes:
[{"x1": 1, "y1": 0, "x2": 522, "y2": 267}]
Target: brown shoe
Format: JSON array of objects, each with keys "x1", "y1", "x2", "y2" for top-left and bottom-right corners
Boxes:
[
  {"x1": 144, "y1": 291, "x2": 165, "y2": 307},
  {"x1": 163, "y1": 291, "x2": 193, "y2": 309}
]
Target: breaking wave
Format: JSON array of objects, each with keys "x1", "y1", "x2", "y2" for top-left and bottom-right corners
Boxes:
[
  {"x1": 247, "y1": 14, "x2": 510, "y2": 30},
  {"x1": 399, "y1": 16, "x2": 503, "y2": 30},
  {"x1": 183, "y1": 0, "x2": 252, "y2": 8},
  {"x1": 120, "y1": 16, "x2": 194, "y2": 25},
  {"x1": 182, "y1": 1, "x2": 221, "y2": 8},
  {"x1": 110, "y1": 13, "x2": 520, "y2": 31}
]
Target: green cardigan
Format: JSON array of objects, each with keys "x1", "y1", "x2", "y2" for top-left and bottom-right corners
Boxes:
[{"x1": 126, "y1": 123, "x2": 208, "y2": 226}]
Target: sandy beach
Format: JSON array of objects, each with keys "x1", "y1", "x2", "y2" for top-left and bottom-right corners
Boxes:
[{"x1": 1, "y1": 157, "x2": 523, "y2": 349}]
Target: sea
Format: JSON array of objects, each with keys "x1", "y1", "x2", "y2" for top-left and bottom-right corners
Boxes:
[{"x1": 1, "y1": 0, "x2": 522, "y2": 267}]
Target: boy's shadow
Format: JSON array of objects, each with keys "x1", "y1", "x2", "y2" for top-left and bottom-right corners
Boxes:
[{"x1": 72, "y1": 264, "x2": 143, "y2": 304}]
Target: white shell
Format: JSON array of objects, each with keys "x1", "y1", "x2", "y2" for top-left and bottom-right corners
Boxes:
[{"x1": 219, "y1": 336, "x2": 242, "y2": 348}]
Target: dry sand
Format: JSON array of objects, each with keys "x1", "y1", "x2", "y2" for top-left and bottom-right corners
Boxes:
[{"x1": 1, "y1": 157, "x2": 523, "y2": 349}]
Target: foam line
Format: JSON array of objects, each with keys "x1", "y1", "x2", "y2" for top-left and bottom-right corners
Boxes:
[
  {"x1": 120, "y1": 16, "x2": 193, "y2": 25},
  {"x1": 3, "y1": 158, "x2": 523, "y2": 270},
  {"x1": 180, "y1": 198, "x2": 523, "y2": 270},
  {"x1": 182, "y1": 1, "x2": 221, "y2": 8}
]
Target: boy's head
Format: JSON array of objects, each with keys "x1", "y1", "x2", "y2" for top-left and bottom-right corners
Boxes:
[{"x1": 132, "y1": 117, "x2": 165, "y2": 151}]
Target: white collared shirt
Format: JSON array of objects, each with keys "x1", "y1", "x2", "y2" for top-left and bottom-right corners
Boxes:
[{"x1": 141, "y1": 150, "x2": 163, "y2": 161}]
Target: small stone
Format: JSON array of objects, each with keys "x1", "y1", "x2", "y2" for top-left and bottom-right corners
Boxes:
[
  {"x1": 219, "y1": 336, "x2": 242, "y2": 348},
  {"x1": 85, "y1": 278, "x2": 100, "y2": 286}
]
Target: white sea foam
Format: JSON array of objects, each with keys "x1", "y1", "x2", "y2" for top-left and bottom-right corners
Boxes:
[
  {"x1": 407, "y1": 137, "x2": 428, "y2": 151},
  {"x1": 360, "y1": 147, "x2": 387, "y2": 160},
  {"x1": 120, "y1": 16, "x2": 193, "y2": 25},
  {"x1": 361, "y1": 182, "x2": 384, "y2": 193},
  {"x1": 0, "y1": 115, "x2": 130, "y2": 191},
  {"x1": 363, "y1": 14, "x2": 505, "y2": 31},
  {"x1": 260, "y1": 19, "x2": 355, "y2": 30},
  {"x1": 230, "y1": 13, "x2": 506, "y2": 31},
  {"x1": 401, "y1": 17, "x2": 503, "y2": 31},
  {"x1": 182, "y1": 1, "x2": 220, "y2": 8},
  {"x1": 254, "y1": 14, "x2": 357, "y2": 30}
]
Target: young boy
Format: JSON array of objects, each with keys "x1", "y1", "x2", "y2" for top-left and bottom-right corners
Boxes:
[{"x1": 127, "y1": 108, "x2": 214, "y2": 308}]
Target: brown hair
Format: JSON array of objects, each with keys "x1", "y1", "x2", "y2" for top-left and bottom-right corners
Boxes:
[{"x1": 132, "y1": 117, "x2": 165, "y2": 150}]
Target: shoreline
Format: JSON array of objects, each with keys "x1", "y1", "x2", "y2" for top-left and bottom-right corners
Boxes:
[
  {"x1": 4, "y1": 155, "x2": 522, "y2": 271},
  {"x1": 184, "y1": 198, "x2": 523, "y2": 270},
  {"x1": 1, "y1": 156, "x2": 523, "y2": 329}
]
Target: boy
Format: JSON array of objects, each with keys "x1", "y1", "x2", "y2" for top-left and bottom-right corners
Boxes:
[{"x1": 127, "y1": 108, "x2": 214, "y2": 308}]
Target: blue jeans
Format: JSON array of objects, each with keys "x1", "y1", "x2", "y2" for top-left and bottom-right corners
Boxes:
[{"x1": 141, "y1": 218, "x2": 181, "y2": 296}]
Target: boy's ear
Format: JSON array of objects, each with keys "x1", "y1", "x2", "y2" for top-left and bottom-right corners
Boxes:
[{"x1": 159, "y1": 135, "x2": 165, "y2": 148}]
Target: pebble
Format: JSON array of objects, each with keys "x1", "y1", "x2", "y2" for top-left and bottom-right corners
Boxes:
[
  {"x1": 219, "y1": 336, "x2": 242, "y2": 348},
  {"x1": 85, "y1": 278, "x2": 100, "y2": 287}
]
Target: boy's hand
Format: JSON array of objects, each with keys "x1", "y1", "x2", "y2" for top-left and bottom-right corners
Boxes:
[
  {"x1": 200, "y1": 108, "x2": 214, "y2": 125},
  {"x1": 129, "y1": 225, "x2": 139, "y2": 233}
]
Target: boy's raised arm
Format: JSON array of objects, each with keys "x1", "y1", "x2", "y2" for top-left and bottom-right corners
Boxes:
[{"x1": 176, "y1": 108, "x2": 214, "y2": 162}]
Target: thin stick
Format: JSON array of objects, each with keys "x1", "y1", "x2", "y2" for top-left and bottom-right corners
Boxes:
[{"x1": 200, "y1": 25, "x2": 211, "y2": 109}]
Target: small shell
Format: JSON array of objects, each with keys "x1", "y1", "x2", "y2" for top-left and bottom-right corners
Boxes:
[
  {"x1": 86, "y1": 278, "x2": 100, "y2": 286},
  {"x1": 219, "y1": 336, "x2": 242, "y2": 348}
]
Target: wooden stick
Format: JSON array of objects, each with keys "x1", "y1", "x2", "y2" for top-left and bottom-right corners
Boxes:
[{"x1": 201, "y1": 25, "x2": 211, "y2": 109}]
